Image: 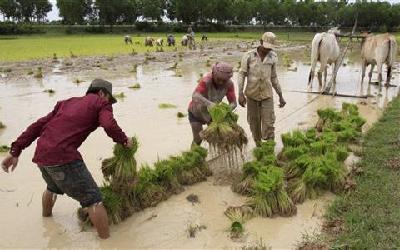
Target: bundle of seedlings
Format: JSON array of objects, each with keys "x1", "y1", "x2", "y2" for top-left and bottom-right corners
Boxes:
[
  {"x1": 247, "y1": 165, "x2": 297, "y2": 217},
  {"x1": 132, "y1": 165, "x2": 169, "y2": 209},
  {"x1": 286, "y1": 142, "x2": 348, "y2": 204},
  {"x1": 101, "y1": 136, "x2": 139, "y2": 191},
  {"x1": 170, "y1": 146, "x2": 211, "y2": 185},
  {"x1": 200, "y1": 102, "x2": 248, "y2": 173},
  {"x1": 224, "y1": 205, "x2": 253, "y2": 239},
  {"x1": 132, "y1": 145, "x2": 210, "y2": 209},
  {"x1": 233, "y1": 141, "x2": 277, "y2": 194}
]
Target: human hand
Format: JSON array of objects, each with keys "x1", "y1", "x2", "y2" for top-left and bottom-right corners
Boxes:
[
  {"x1": 239, "y1": 94, "x2": 247, "y2": 107},
  {"x1": 2, "y1": 154, "x2": 19, "y2": 173},
  {"x1": 279, "y1": 96, "x2": 286, "y2": 108}
]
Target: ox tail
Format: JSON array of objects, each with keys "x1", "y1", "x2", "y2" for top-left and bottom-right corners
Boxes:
[{"x1": 308, "y1": 35, "x2": 323, "y2": 85}]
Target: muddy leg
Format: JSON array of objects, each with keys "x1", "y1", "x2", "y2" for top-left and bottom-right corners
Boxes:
[
  {"x1": 361, "y1": 61, "x2": 367, "y2": 83},
  {"x1": 42, "y1": 190, "x2": 57, "y2": 217},
  {"x1": 377, "y1": 62, "x2": 383, "y2": 89},
  {"x1": 369, "y1": 64, "x2": 375, "y2": 84},
  {"x1": 260, "y1": 98, "x2": 275, "y2": 141},
  {"x1": 190, "y1": 122, "x2": 203, "y2": 147},
  {"x1": 386, "y1": 65, "x2": 392, "y2": 86},
  {"x1": 247, "y1": 98, "x2": 262, "y2": 146},
  {"x1": 317, "y1": 71, "x2": 323, "y2": 88},
  {"x1": 308, "y1": 70, "x2": 314, "y2": 87},
  {"x1": 87, "y1": 203, "x2": 110, "y2": 239}
]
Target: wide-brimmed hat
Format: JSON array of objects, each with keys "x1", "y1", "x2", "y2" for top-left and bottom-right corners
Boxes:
[
  {"x1": 261, "y1": 32, "x2": 277, "y2": 49},
  {"x1": 212, "y1": 62, "x2": 233, "y2": 81},
  {"x1": 88, "y1": 79, "x2": 117, "y2": 104}
]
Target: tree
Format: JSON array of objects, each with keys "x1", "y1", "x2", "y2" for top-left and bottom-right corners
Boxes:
[
  {"x1": 15, "y1": 0, "x2": 34, "y2": 22},
  {"x1": 232, "y1": 0, "x2": 256, "y2": 24},
  {"x1": 95, "y1": 0, "x2": 126, "y2": 25},
  {"x1": 121, "y1": 0, "x2": 139, "y2": 23},
  {"x1": 139, "y1": 0, "x2": 165, "y2": 22},
  {"x1": 34, "y1": 0, "x2": 52, "y2": 22},
  {"x1": 57, "y1": 0, "x2": 92, "y2": 25},
  {"x1": 0, "y1": 0, "x2": 19, "y2": 21}
]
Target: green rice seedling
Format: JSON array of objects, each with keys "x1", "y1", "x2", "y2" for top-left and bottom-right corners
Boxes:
[
  {"x1": 134, "y1": 166, "x2": 167, "y2": 208},
  {"x1": 27, "y1": 70, "x2": 33, "y2": 75},
  {"x1": 285, "y1": 154, "x2": 313, "y2": 179},
  {"x1": 253, "y1": 140, "x2": 275, "y2": 161},
  {"x1": 320, "y1": 131, "x2": 337, "y2": 144},
  {"x1": 0, "y1": 122, "x2": 6, "y2": 129},
  {"x1": 282, "y1": 54, "x2": 293, "y2": 67},
  {"x1": 282, "y1": 145, "x2": 309, "y2": 161},
  {"x1": 276, "y1": 190, "x2": 297, "y2": 216},
  {"x1": 153, "y1": 160, "x2": 183, "y2": 194},
  {"x1": 287, "y1": 178, "x2": 307, "y2": 204},
  {"x1": 230, "y1": 221, "x2": 244, "y2": 239},
  {"x1": 336, "y1": 146, "x2": 349, "y2": 162},
  {"x1": 130, "y1": 64, "x2": 138, "y2": 73},
  {"x1": 34, "y1": 67, "x2": 43, "y2": 78},
  {"x1": 73, "y1": 78, "x2": 83, "y2": 84},
  {"x1": 158, "y1": 103, "x2": 177, "y2": 109},
  {"x1": 114, "y1": 92, "x2": 125, "y2": 99},
  {"x1": 177, "y1": 112, "x2": 186, "y2": 118},
  {"x1": 112, "y1": 136, "x2": 138, "y2": 178},
  {"x1": 201, "y1": 102, "x2": 247, "y2": 152},
  {"x1": 248, "y1": 194, "x2": 273, "y2": 217},
  {"x1": 128, "y1": 83, "x2": 141, "y2": 89},
  {"x1": 100, "y1": 185, "x2": 123, "y2": 224},
  {"x1": 70, "y1": 50, "x2": 77, "y2": 58},
  {"x1": 309, "y1": 141, "x2": 328, "y2": 156},
  {"x1": 65, "y1": 61, "x2": 73, "y2": 66},
  {"x1": 0, "y1": 145, "x2": 10, "y2": 153},
  {"x1": 43, "y1": 89, "x2": 55, "y2": 94},
  {"x1": 281, "y1": 130, "x2": 307, "y2": 147},
  {"x1": 206, "y1": 59, "x2": 211, "y2": 67},
  {"x1": 305, "y1": 128, "x2": 317, "y2": 142}
]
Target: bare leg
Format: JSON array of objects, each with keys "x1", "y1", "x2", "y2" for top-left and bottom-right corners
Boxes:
[
  {"x1": 317, "y1": 71, "x2": 323, "y2": 88},
  {"x1": 42, "y1": 190, "x2": 57, "y2": 217},
  {"x1": 190, "y1": 122, "x2": 203, "y2": 147},
  {"x1": 377, "y1": 62, "x2": 383, "y2": 89},
  {"x1": 87, "y1": 203, "x2": 110, "y2": 239}
]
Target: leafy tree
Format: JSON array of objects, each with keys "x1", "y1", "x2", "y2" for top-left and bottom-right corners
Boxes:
[
  {"x1": 57, "y1": 0, "x2": 92, "y2": 24},
  {"x1": 0, "y1": 0, "x2": 19, "y2": 21}
]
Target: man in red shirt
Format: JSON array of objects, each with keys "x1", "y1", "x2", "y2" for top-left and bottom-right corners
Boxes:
[
  {"x1": 188, "y1": 62, "x2": 237, "y2": 146},
  {"x1": 1, "y1": 79, "x2": 133, "y2": 239}
]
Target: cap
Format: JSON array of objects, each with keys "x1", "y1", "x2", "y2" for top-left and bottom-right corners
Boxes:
[
  {"x1": 261, "y1": 32, "x2": 277, "y2": 49},
  {"x1": 88, "y1": 79, "x2": 117, "y2": 104}
]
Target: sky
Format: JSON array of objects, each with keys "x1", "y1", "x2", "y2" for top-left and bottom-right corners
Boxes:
[{"x1": 45, "y1": 0, "x2": 400, "y2": 21}]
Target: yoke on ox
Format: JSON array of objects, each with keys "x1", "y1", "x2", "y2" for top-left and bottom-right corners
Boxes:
[
  {"x1": 308, "y1": 28, "x2": 341, "y2": 90},
  {"x1": 361, "y1": 33, "x2": 397, "y2": 87}
]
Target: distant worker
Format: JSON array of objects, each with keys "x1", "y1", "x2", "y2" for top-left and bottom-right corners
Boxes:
[
  {"x1": 1, "y1": 79, "x2": 133, "y2": 239},
  {"x1": 187, "y1": 25, "x2": 195, "y2": 38},
  {"x1": 167, "y1": 34, "x2": 175, "y2": 46},
  {"x1": 124, "y1": 35, "x2": 132, "y2": 45},
  {"x1": 202, "y1": 33, "x2": 208, "y2": 41},
  {"x1": 188, "y1": 62, "x2": 237, "y2": 146},
  {"x1": 238, "y1": 32, "x2": 286, "y2": 146}
]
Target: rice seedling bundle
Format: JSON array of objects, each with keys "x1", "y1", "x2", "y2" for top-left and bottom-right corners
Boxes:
[
  {"x1": 246, "y1": 166, "x2": 297, "y2": 217},
  {"x1": 101, "y1": 137, "x2": 138, "y2": 189},
  {"x1": 201, "y1": 103, "x2": 248, "y2": 152},
  {"x1": 100, "y1": 185, "x2": 124, "y2": 224}
]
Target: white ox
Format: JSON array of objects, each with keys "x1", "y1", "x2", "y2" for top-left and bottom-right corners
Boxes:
[
  {"x1": 308, "y1": 28, "x2": 341, "y2": 88},
  {"x1": 156, "y1": 38, "x2": 163, "y2": 46},
  {"x1": 361, "y1": 33, "x2": 397, "y2": 86}
]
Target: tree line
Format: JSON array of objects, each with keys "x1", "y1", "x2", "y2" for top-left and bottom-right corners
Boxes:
[{"x1": 1, "y1": 0, "x2": 400, "y2": 31}]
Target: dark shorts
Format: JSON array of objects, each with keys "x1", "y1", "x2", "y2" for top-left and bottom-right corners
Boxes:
[
  {"x1": 39, "y1": 160, "x2": 102, "y2": 208},
  {"x1": 188, "y1": 111, "x2": 206, "y2": 124}
]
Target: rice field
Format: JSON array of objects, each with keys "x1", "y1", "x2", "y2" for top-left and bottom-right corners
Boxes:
[{"x1": 0, "y1": 32, "x2": 315, "y2": 62}]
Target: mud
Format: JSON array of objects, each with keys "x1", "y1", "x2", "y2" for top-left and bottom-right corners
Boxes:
[{"x1": 0, "y1": 43, "x2": 398, "y2": 249}]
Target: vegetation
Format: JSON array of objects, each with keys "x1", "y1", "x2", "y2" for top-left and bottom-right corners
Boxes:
[
  {"x1": 0, "y1": 121, "x2": 6, "y2": 129},
  {"x1": 128, "y1": 83, "x2": 141, "y2": 89},
  {"x1": 201, "y1": 102, "x2": 247, "y2": 153},
  {"x1": 319, "y1": 97, "x2": 400, "y2": 248},
  {"x1": 176, "y1": 111, "x2": 186, "y2": 118},
  {"x1": 158, "y1": 103, "x2": 177, "y2": 109},
  {"x1": 0, "y1": 145, "x2": 10, "y2": 153},
  {"x1": 93, "y1": 143, "x2": 210, "y2": 224},
  {"x1": 43, "y1": 88, "x2": 55, "y2": 94}
]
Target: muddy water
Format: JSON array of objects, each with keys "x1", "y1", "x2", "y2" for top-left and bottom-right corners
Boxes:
[{"x1": 0, "y1": 47, "x2": 398, "y2": 249}]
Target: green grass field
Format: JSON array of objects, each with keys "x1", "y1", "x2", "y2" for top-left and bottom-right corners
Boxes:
[
  {"x1": 323, "y1": 96, "x2": 400, "y2": 248},
  {"x1": 0, "y1": 32, "x2": 315, "y2": 62}
]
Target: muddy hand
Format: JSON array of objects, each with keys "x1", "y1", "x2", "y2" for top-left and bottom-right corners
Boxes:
[
  {"x1": 239, "y1": 94, "x2": 247, "y2": 107},
  {"x1": 125, "y1": 138, "x2": 134, "y2": 148},
  {"x1": 1, "y1": 154, "x2": 19, "y2": 173},
  {"x1": 279, "y1": 97, "x2": 286, "y2": 108}
]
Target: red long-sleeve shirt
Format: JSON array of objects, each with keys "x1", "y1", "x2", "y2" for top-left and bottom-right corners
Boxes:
[{"x1": 10, "y1": 93, "x2": 128, "y2": 167}]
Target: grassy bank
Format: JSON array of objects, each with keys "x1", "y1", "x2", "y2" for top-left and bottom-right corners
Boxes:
[
  {"x1": 0, "y1": 32, "x2": 314, "y2": 62},
  {"x1": 321, "y1": 96, "x2": 400, "y2": 248}
]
